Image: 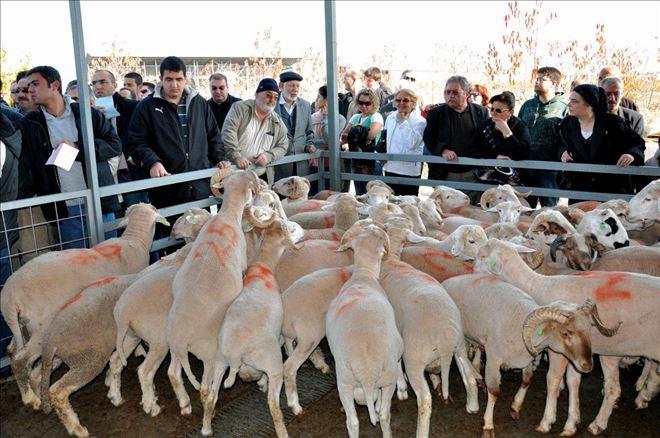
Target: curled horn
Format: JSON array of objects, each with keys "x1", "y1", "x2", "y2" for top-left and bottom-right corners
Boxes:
[
  {"x1": 246, "y1": 206, "x2": 278, "y2": 229},
  {"x1": 549, "y1": 236, "x2": 567, "y2": 262},
  {"x1": 582, "y1": 299, "x2": 622, "y2": 337},
  {"x1": 522, "y1": 306, "x2": 572, "y2": 356},
  {"x1": 526, "y1": 250, "x2": 545, "y2": 271},
  {"x1": 210, "y1": 168, "x2": 236, "y2": 198},
  {"x1": 514, "y1": 188, "x2": 532, "y2": 198},
  {"x1": 480, "y1": 189, "x2": 497, "y2": 210}
]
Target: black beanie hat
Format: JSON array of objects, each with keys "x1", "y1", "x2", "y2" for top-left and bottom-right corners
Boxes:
[{"x1": 573, "y1": 84, "x2": 608, "y2": 115}]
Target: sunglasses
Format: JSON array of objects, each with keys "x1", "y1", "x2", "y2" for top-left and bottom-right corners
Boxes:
[
  {"x1": 12, "y1": 87, "x2": 29, "y2": 93},
  {"x1": 491, "y1": 108, "x2": 510, "y2": 114},
  {"x1": 394, "y1": 98, "x2": 411, "y2": 103},
  {"x1": 357, "y1": 100, "x2": 373, "y2": 106}
]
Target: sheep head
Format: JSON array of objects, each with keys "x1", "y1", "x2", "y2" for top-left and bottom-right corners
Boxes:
[
  {"x1": 357, "y1": 186, "x2": 395, "y2": 206},
  {"x1": 361, "y1": 203, "x2": 404, "y2": 225},
  {"x1": 627, "y1": 179, "x2": 660, "y2": 228},
  {"x1": 474, "y1": 238, "x2": 536, "y2": 276},
  {"x1": 522, "y1": 300, "x2": 594, "y2": 373},
  {"x1": 400, "y1": 203, "x2": 427, "y2": 236},
  {"x1": 271, "y1": 176, "x2": 310, "y2": 201},
  {"x1": 549, "y1": 233, "x2": 605, "y2": 271},
  {"x1": 486, "y1": 201, "x2": 534, "y2": 224},
  {"x1": 449, "y1": 225, "x2": 488, "y2": 261},
  {"x1": 577, "y1": 208, "x2": 630, "y2": 251},
  {"x1": 429, "y1": 185, "x2": 471, "y2": 211},
  {"x1": 118, "y1": 203, "x2": 170, "y2": 229},
  {"x1": 554, "y1": 205, "x2": 586, "y2": 228},
  {"x1": 480, "y1": 184, "x2": 531, "y2": 210},
  {"x1": 527, "y1": 210, "x2": 577, "y2": 246},
  {"x1": 211, "y1": 169, "x2": 261, "y2": 202},
  {"x1": 171, "y1": 207, "x2": 212, "y2": 243},
  {"x1": 486, "y1": 223, "x2": 522, "y2": 241},
  {"x1": 365, "y1": 179, "x2": 395, "y2": 195},
  {"x1": 262, "y1": 218, "x2": 304, "y2": 250},
  {"x1": 417, "y1": 198, "x2": 444, "y2": 229}
]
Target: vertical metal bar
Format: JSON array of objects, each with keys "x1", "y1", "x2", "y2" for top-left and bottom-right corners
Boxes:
[
  {"x1": 69, "y1": 0, "x2": 102, "y2": 245},
  {"x1": 324, "y1": 0, "x2": 340, "y2": 191}
]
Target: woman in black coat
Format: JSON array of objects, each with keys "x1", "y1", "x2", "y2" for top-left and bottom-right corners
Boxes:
[{"x1": 557, "y1": 84, "x2": 645, "y2": 196}]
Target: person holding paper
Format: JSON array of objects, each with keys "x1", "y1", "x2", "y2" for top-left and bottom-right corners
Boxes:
[
  {"x1": 19, "y1": 65, "x2": 122, "y2": 248},
  {"x1": 127, "y1": 56, "x2": 226, "y2": 209}
]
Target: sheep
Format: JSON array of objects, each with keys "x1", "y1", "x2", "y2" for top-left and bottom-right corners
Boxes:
[
  {"x1": 296, "y1": 194, "x2": 361, "y2": 241},
  {"x1": 554, "y1": 240, "x2": 660, "y2": 275},
  {"x1": 399, "y1": 203, "x2": 428, "y2": 236},
  {"x1": 475, "y1": 238, "x2": 660, "y2": 435},
  {"x1": 479, "y1": 184, "x2": 533, "y2": 209},
  {"x1": 554, "y1": 205, "x2": 585, "y2": 228},
  {"x1": 380, "y1": 219, "x2": 480, "y2": 437},
  {"x1": 442, "y1": 274, "x2": 598, "y2": 437},
  {"x1": 2, "y1": 203, "x2": 168, "y2": 409},
  {"x1": 326, "y1": 224, "x2": 403, "y2": 438},
  {"x1": 202, "y1": 219, "x2": 300, "y2": 437},
  {"x1": 438, "y1": 216, "x2": 490, "y2": 235},
  {"x1": 486, "y1": 200, "x2": 535, "y2": 225},
  {"x1": 577, "y1": 208, "x2": 630, "y2": 250},
  {"x1": 486, "y1": 223, "x2": 522, "y2": 240},
  {"x1": 356, "y1": 185, "x2": 394, "y2": 206},
  {"x1": 39, "y1": 274, "x2": 139, "y2": 437},
  {"x1": 548, "y1": 233, "x2": 604, "y2": 271},
  {"x1": 170, "y1": 207, "x2": 212, "y2": 243},
  {"x1": 288, "y1": 193, "x2": 361, "y2": 229},
  {"x1": 282, "y1": 266, "x2": 353, "y2": 414},
  {"x1": 626, "y1": 179, "x2": 660, "y2": 229},
  {"x1": 429, "y1": 185, "x2": 471, "y2": 211},
  {"x1": 411, "y1": 225, "x2": 488, "y2": 262},
  {"x1": 166, "y1": 169, "x2": 264, "y2": 417},
  {"x1": 271, "y1": 176, "x2": 331, "y2": 217}
]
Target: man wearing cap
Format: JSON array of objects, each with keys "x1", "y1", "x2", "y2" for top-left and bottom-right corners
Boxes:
[
  {"x1": 273, "y1": 71, "x2": 315, "y2": 180},
  {"x1": 221, "y1": 78, "x2": 289, "y2": 184}
]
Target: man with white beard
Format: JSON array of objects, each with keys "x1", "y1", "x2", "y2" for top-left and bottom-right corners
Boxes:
[{"x1": 222, "y1": 78, "x2": 289, "y2": 183}]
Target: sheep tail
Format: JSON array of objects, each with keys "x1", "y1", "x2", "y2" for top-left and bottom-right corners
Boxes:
[
  {"x1": 172, "y1": 345, "x2": 200, "y2": 391},
  {"x1": 40, "y1": 346, "x2": 56, "y2": 414},
  {"x1": 115, "y1": 319, "x2": 130, "y2": 367},
  {"x1": 4, "y1": 304, "x2": 24, "y2": 351}
]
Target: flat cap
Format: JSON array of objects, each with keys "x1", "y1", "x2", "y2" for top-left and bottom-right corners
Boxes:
[{"x1": 279, "y1": 71, "x2": 303, "y2": 83}]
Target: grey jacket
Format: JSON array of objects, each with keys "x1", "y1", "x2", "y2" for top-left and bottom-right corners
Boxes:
[
  {"x1": 274, "y1": 97, "x2": 314, "y2": 179},
  {"x1": 222, "y1": 99, "x2": 289, "y2": 183},
  {"x1": 616, "y1": 106, "x2": 645, "y2": 137}
]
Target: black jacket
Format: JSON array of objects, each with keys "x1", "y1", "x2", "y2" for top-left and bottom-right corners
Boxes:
[
  {"x1": 423, "y1": 102, "x2": 489, "y2": 177},
  {"x1": 208, "y1": 95, "x2": 241, "y2": 138},
  {"x1": 1, "y1": 113, "x2": 22, "y2": 250},
  {"x1": 127, "y1": 86, "x2": 223, "y2": 208},
  {"x1": 19, "y1": 102, "x2": 122, "y2": 221},
  {"x1": 111, "y1": 92, "x2": 138, "y2": 149},
  {"x1": 556, "y1": 113, "x2": 645, "y2": 195},
  {"x1": 466, "y1": 116, "x2": 531, "y2": 161}
]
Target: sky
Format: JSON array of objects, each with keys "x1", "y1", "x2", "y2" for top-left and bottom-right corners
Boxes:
[{"x1": 1, "y1": 0, "x2": 658, "y2": 85}]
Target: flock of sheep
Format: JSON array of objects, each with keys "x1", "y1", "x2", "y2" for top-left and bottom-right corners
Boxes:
[{"x1": 1, "y1": 169, "x2": 658, "y2": 438}]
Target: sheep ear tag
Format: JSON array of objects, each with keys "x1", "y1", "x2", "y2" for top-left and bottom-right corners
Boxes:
[
  {"x1": 488, "y1": 259, "x2": 497, "y2": 270},
  {"x1": 599, "y1": 223, "x2": 606, "y2": 231},
  {"x1": 337, "y1": 243, "x2": 348, "y2": 252},
  {"x1": 242, "y1": 219, "x2": 255, "y2": 232},
  {"x1": 536, "y1": 326, "x2": 544, "y2": 336}
]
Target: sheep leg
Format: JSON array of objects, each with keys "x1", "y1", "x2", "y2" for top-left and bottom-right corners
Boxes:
[
  {"x1": 138, "y1": 344, "x2": 169, "y2": 417},
  {"x1": 482, "y1": 357, "x2": 502, "y2": 438},
  {"x1": 283, "y1": 337, "x2": 295, "y2": 357},
  {"x1": 378, "y1": 384, "x2": 396, "y2": 438},
  {"x1": 405, "y1": 360, "x2": 432, "y2": 438},
  {"x1": 560, "y1": 363, "x2": 582, "y2": 436},
  {"x1": 283, "y1": 338, "x2": 321, "y2": 414},
  {"x1": 635, "y1": 361, "x2": 659, "y2": 409},
  {"x1": 588, "y1": 356, "x2": 621, "y2": 435},
  {"x1": 11, "y1": 339, "x2": 42, "y2": 409},
  {"x1": 537, "y1": 351, "x2": 568, "y2": 433},
  {"x1": 454, "y1": 345, "x2": 480, "y2": 414},
  {"x1": 201, "y1": 358, "x2": 227, "y2": 437},
  {"x1": 49, "y1": 365, "x2": 102, "y2": 437},
  {"x1": 308, "y1": 346, "x2": 331, "y2": 374},
  {"x1": 167, "y1": 356, "x2": 192, "y2": 416},
  {"x1": 439, "y1": 352, "x2": 453, "y2": 403},
  {"x1": 472, "y1": 348, "x2": 483, "y2": 373},
  {"x1": 396, "y1": 360, "x2": 409, "y2": 400},
  {"x1": 337, "y1": 382, "x2": 359, "y2": 438},
  {"x1": 510, "y1": 364, "x2": 534, "y2": 420},
  {"x1": 266, "y1": 368, "x2": 288, "y2": 438},
  {"x1": 106, "y1": 351, "x2": 125, "y2": 406}
]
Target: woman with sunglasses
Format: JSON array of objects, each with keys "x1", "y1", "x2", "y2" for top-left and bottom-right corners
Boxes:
[
  {"x1": 382, "y1": 88, "x2": 426, "y2": 195},
  {"x1": 340, "y1": 88, "x2": 383, "y2": 194}
]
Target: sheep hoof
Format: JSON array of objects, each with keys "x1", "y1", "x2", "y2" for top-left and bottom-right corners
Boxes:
[
  {"x1": 635, "y1": 399, "x2": 649, "y2": 410},
  {"x1": 443, "y1": 395, "x2": 453, "y2": 406},
  {"x1": 181, "y1": 404, "x2": 192, "y2": 416},
  {"x1": 319, "y1": 365, "x2": 331, "y2": 374},
  {"x1": 587, "y1": 423, "x2": 604, "y2": 435},
  {"x1": 481, "y1": 428, "x2": 495, "y2": 438},
  {"x1": 72, "y1": 424, "x2": 89, "y2": 438},
  {"x1": 29, "y1": 396, "x2": 42, "y2": 411},
  {"x1": 290, "y1": 404, "x2": 303, "y2": 416},
  {"x1": 560, "y1": 428, "x2": 576, "y2": 437},
  {"x1": 144, "y1": 403, "x2": 161, "y2": 417},
  {"x1": 397, "y1": 389, "x2": 409, "y2": 401},
  {"x1": 510, "y1": 409, "x2": 520, "y2": 420},
  {"x1": 535, "y1": 423, "x2": 552, "y2": 434},
  {"x1": 201, "y1": 426, "x2": 212, "y2": 436},
  {"x1": 108, "y1": 393, "x2": 124, "y2": 407}
]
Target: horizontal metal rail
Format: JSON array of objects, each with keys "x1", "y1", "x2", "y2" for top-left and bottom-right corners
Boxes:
[{"x1": 1, "y1": 189, "x2": 91, "y2": 211}]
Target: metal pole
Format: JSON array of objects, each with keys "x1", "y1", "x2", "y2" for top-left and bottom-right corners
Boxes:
[
  {"x1": 324, "y1": 0, "x2": 340, "y2": 191},
  {"x1": 69, "y1": 0, "x2": 103, "y2": 245}
]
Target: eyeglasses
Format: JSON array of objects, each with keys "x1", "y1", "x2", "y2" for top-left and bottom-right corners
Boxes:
[
  {"x1": 535, "y1": 76, "x2": 552, "y2": 83},
  {"x1": 394, "y1": 98, "x2": 411, "y2": 103},
  {"x1": 357, "y1": 100, "x2": 373, "y2": 106},
  {"x1": 490, "y1": 108, "x2": 510, "y2": 114},
  {"x1": 90, "y1": 79, "x2": 111, "y2": 86},
  {"x1": 12, "y1": 87, "x2": 29, "y2": 94}
]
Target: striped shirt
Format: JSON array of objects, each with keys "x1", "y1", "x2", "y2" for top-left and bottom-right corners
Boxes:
[{"x1": 177, "y1": 92, "x2": 189, "y2": 151}]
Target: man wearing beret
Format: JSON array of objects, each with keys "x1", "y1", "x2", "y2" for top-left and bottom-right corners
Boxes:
[
  {"x1": 221, "y1": 78, "x2": 289, "y2": 184},
  {"x1": 273, "y1": 71, "x2": 315, "y2": 180}
]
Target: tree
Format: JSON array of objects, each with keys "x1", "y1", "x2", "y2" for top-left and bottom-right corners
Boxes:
[
  {"x1": 0, "y1": 47, "x2": 32, "y2": 105},
  {"x1": 88, "y1": 40, "x2": 143, "y2": 82}
]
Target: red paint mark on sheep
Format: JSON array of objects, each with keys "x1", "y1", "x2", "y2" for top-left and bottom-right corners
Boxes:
[
  {"x1": 243, "y1": 263, "x2": 276, "y2": 290},
  {"x1": 323, "y1": 215, "x2": 335, "y2": 228},
  {"x1": 338, "y1": 268, "x2": 352, "y2": 283},
  {"x1": 576, "y1": 272, "x2": 632, "y2": 302},
  {"x1": 94, "y1": 243, "x2": 122, "y2": 259},
  {"x1": 193, "y1": 241, "x2": 229, "y2": 266},
  {"x1": 472, "y1": 274, "x2": 498, "y2": 286},
  {"x1": 68, "y1": 251, "x2": 98, "y2": 265},
  {"x1": 60, "y1": 293, "x2": 83, "y2": 311},
  {"x1": 333, "y1": 290, "x2": 365, "y2": 317},
  {"x1": 90, "y1": 276, "x2": 117, "y2": 287},
  {"x1": 207, "y1": 223, "x2": 239, "y2": 246},
  {"x1": 330, "y1": 231, "x2": 342, "y2": 241}
]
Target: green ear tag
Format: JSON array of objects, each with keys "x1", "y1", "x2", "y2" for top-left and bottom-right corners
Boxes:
[
  {"x1": 599, "y1": 223, "x2": 606, "y2": 231},
  {"x1": 536, "y1": 326, "x2": 544, "y2": 336},
  {"x1": 488, "y1": 259, "x2": 497, "y2": 270}
]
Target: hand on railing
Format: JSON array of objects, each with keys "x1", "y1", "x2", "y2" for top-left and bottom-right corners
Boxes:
[{"x1": 616, "y1": 154, "x2": 634, "y2": 167}]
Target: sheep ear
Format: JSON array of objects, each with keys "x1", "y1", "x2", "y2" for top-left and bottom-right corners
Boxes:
[
  {"x1": 512, "y1": 243, "x2": 536, "y2": 254},
  {"x1": 521, "y1": 206, "x2": 535, "y2": 213},
  {"x1": 117, "y1": 217, "x2": 130, "y2": 229},
  {"x1": 156, "y1": 215, "x2": 171, "y2": 226},
  {"x1": 486, "y1": 206, "x2": 499, "y2": 213},
  {"x1": 406, "y1": 231, "x2": 426, "y2": 243}
]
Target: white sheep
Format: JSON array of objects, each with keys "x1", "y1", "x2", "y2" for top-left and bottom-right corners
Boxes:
[
  {"x1": 326, "y1": 224, "x2": 403, "y2": 437},
  {"x1": 296, "y1": 194, "x2": 361, "y2": 241},
  {"x1": 202, "y1": 219, "x2": 300, "y2": 437},
  {"x1": 577, "y1": 208, "x2": 630, "y2": 250},
  {"x1": 288, "y1": 193, "x2": 361, "y2": 229},
  {"x1": 626, "y1": 179, "x2": 660, "y2": 229},
  {"x1": 166, "y1": 169, "x2": 264, "y2": 416},
  {"x1": 380, "y1": 219, "x2": 480, "y2": 437},
  {"x1": 486, "y1": 200, "x2": 535, "y2": 225},
  {"x1": 442, "y1": 274, "x2": 598, "y2": 437},
  {"x1": 475, "y1": 238, "x2": 659, "y2": 435},
  {"x1": 2, "y1": 203, "x2": 168, "y2": 409}
]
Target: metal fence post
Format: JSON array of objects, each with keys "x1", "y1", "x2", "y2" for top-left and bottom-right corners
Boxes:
[
  {"x1": 324, "y1": 0, "x2": 340, "y2": 191},
  {"x1": 69, "y1": 0, "x2": 103, "y2": 245}
]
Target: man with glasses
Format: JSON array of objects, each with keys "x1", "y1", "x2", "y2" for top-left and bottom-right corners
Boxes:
[
  {"x1": 139, "y1": 82, "x2": 155, "y2": 99},
  {"x1": 122, "y1": 72, "x2": 143, "y2": 100},
  {"x1": 423, "y1": 75, "x2": 489, "y2": 204},
  {"x1": 207, "y1": 73, "x2": 241, "y2": 135},
  {"x1": 518, "y1": 66, "x2": 568, "y2": 207},
  {"x1": 13, "y1": 71, "x2": 38, "y2": 115},
  {"x1": 222, "y1": 78, "x2": 289, "y2": 184},
  {"x1": 127, "y1": 56, "x2": 225, "y2": 209}
]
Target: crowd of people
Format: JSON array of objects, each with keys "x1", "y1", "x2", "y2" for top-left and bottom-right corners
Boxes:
[{"x1": 0, "y1": 56, "x2": 653, "y2": 275}]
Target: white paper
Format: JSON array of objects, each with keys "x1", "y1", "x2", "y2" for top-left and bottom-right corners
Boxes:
[
  {"x1": 46, "y1": 142, "x2": 79, "y2": 171},
  {"x1": 94, "y1": 95, "x2": 120, "y2": 118}
]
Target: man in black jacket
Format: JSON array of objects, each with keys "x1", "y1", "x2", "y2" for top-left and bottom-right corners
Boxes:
[
  {"x1": 127, "y1": 56, "x2": 225, "y2": 209},
  {"x1": 20, "y1": 65, "x2": 122, "y2": 248},
  {"x1": 423, "y1": 75, "x2": 489, "y2": 204},
  {"x1": 1, "y1": 113, "x2": 22, "y2": 285},
  {"x1": 207, "y1": 73, "x2": 241, "y2": 135}
]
